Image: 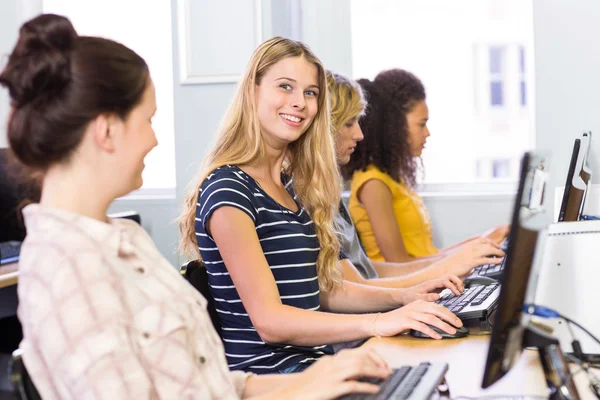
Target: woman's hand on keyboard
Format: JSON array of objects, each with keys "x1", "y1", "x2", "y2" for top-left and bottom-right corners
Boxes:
[
  {"x1": 377, "y1": 300, "x2": 462, "y2": 340},
  {"x1": 480, "y1": 224, "x2": 510, "y2": 244},
  {"x1": 288, "y1": 347, "x2": 392, "y2": 400},
  {"x1": 443, "y1": 237, "x2": 505, "y2": 276},
  {"x1": 396, "y1": 275, "x2": 464, "y2": 304}
]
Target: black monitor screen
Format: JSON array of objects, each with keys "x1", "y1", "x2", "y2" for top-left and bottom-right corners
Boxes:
[
  {"x1": 481, "y1": 152, "x2": 550, "y2": 388},
  {"x1": 0, "y1": 149, "x2": 41, "y2": 242},
  {"x1": 557, "y1": 139, "x2": 581, "y2": 222},
  {"x1": 578, "y1": 132, "x2": 592, "y2": 219}
]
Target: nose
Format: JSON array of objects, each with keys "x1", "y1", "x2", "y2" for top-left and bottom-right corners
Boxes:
[
  {"x1": 353, "y1": 124, "x2": 364, "y2": 141},
  {"x1": 291, "y1": 91, "x2": 306, "y2": 111},
  {"x1": 424, "y1": 126, "x2": 431, "y2": 138}
]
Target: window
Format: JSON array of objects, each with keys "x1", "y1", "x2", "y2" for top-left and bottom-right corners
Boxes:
[
  {"x1": 489, "y1": 46, "x2": 505, "y2": 107},
  {"x1": 42, "y1": 0, "x2": 176, "y2": 189},
  {"x1": 350, "y1": 0, "x2": 535, "y2": 184},
  {"x1": 519, "y1": 46, "x2": 527, "y2": 106}
]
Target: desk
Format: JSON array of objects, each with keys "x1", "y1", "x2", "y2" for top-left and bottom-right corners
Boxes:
[
  {"x1": 0, "y1": 262, "x2": 18, "y2": 289},
  {"x1": 365, "y1": 331, "x2": 598, "y2": 399}
]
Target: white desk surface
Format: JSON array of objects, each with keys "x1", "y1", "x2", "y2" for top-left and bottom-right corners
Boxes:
[{"x1": 0, "y1": 261, "x2": 18, "y2": 289}]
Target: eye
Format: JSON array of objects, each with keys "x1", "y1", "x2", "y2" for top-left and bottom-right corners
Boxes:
[
  {"x1": 279, "y1": 83, "x2": 292, "y2": 91},
  {"x1": 305, "y1": 89, "x2": 318, "y2": 97}
]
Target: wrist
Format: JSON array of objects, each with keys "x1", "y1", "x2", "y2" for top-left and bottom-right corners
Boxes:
[
  {"x1": 392, "y1": 288, "x2": 408, "y2": 306},
  {"x1": 362, "y1": 313, "x2": 378, "y2": 337}
]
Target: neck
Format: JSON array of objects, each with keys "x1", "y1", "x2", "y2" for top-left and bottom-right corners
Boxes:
[
  {"x1": 40, "y1": 163, "x2": 114, "y2": 223},
  {"x1": 245, "y1": 144, "x2": 288, "y2": 185}
]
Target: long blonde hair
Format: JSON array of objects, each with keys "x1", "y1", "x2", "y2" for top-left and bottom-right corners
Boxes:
[
  {"x1": 179, "y1": 37, "x2": 343, "y2": 291},
  {"x1": 326, "y1": 70, "x2": 367, "y2": 134}
]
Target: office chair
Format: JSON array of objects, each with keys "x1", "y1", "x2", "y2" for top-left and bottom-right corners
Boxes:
[
  {"x1": 180, "y1": 260, "x2": 222, "y2": 338},
  {"x1": 10, "y1": 349, "x2": 41, "y2": 400}
]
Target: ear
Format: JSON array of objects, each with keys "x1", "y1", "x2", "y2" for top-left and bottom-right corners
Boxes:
[{"x1": 91, "y1": 113, "x2": 118, "y2": 153}]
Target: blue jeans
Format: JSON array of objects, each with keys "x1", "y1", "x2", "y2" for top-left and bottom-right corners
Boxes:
[{"x1": 277, "y1": 360, "x2": 313, "y2": 374}]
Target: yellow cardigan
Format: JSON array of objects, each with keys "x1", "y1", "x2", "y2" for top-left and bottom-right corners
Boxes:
[{"x1": 348, "y1": 165, "x2": 438, "y2": 261}]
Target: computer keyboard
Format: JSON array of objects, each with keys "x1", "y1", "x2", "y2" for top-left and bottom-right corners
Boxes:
[
  {"x1": 471, "y1": 256, "x2": 506, "y2": 279},
  {"x1": 0, "y1": 241, "x2": 22, "y2": 265},
  {"x1": 338, "y1": 362, "x2": 448, "y2": 400},
  {"x1": 437, "y1": 282, "x2": 500, "y2": 321}
]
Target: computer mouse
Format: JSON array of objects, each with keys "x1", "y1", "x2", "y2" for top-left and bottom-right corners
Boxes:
[
  {"x1": 410, "y1": 325, "x2": 469, "y2": 339},
  {"x1": 463, "y1": 275, "x2": 497, "y2": 288}
]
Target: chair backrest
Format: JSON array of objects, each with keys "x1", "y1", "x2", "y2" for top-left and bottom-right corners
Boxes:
[
  {"x1": 10, "y1": 349, "x2": 42, "y2": 400},
  {"x1": 107, "y1": 211, "x2": 141, "y2": 225},
  {"x1": 180, "y1": 260, "x2": 222, "y2": 338}
]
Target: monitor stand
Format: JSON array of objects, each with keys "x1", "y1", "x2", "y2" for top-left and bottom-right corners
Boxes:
[{"x1": 523, "y1": 325, "x2": 581, "y2": 400}]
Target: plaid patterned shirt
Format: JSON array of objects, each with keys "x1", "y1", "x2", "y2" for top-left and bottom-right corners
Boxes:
[{"x1": 17, "y1": 204, "x2": 250, "y2": 399}]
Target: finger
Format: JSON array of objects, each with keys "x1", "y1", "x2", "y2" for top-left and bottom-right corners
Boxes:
[
  {"x1": 422, "y1": 303, "x2": 463, "y2": 327},
  {"x1": 329, "y1": 381, "x2": 381, "y2": 398},
  {"x1": 409, "y1": 319, "x2": 442, "y2": 339},
  {"x1": 414, "y1": 313, "x2": 457, "y2": 335},
  {"x1": 480, "y1": 238, "x2": 502, "y2": 249},
  {"x1": 342, "y1": 354, "x2": 391, "y2": 382},
  {"x1": 448, "y1": 275, "x2": 464, "y2": 292},
  {"x1": 365, "y1": 348, "x2": 391, "y2": 373},
  {"x1": 441, "y1": 279, "x2": 462, "y2": 296},
  {"x1": 481, "y1": 256, "x2": 503, "y2": 265},
  {"x1": 418, "y1": 292, "x2": 439, "y2": 302},
  {"x1": 481, "y1": 246, "x2": 505, "y2": 257}
]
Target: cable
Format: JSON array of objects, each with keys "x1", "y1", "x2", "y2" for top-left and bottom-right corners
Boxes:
[
  {"x1": 522, "y1": 304, "x2": 600, "y2": 398},
  {"x1": 522, "y1": 304, "x2": 600, "y2": 347},
  {"x1": 561, "y1": 314, "x2": 600, "y2": 348}
]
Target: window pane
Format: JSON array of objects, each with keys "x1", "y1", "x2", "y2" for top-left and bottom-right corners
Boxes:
[
  {"x1": 520, "y1": 46, "x2": 526, "y2": 73},
  {"x1": 490, "y1": 81, "x2": 504, "y2": 106},
  {"x1": 521, "y1": 80, "x2": 527, "y2": 106},
  {"x1": 42, "y1": 0, "x2": 176, "y2": 189},
  {"x1": 350, "y1": 0, "x2": 534, "y2": 183},
  {"x1": 492, "y1": 159, "x2": 510, "y2": 178},
  {"x1": 489, "y1": 46, "x2": 504, "y2": 74}
]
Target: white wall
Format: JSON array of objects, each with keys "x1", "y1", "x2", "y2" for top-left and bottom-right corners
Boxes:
[{"x1": 533, "y1": 0, "x2": 599, "y2": 215}]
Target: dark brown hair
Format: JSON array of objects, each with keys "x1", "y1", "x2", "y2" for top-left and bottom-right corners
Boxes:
[
  {"x1": 0, "y1": 13, "x2": 150, "y2": 171},
  {"x1": 341, "y1": 69, "x2": 426, "y2": 187}
]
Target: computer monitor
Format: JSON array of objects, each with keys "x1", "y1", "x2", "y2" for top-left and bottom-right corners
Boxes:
[
  {"x1": 481, "y1": 152, "x2": 552, "y2": 388},
  {"x1": 578, "y1": 132, "x2": 592, "y2": 218},
  {"x1": 559, "y1": 133, "x2": 590, "y2": 222},
  {"x1": 0, "y1": 149, "x2": 40, "y2": 242},
  {"x1": 557, "y1": 139, "x2": 581, "y2": 222}
]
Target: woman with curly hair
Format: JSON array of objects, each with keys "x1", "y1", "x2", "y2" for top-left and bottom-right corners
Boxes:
[
  {"x1": 342, "y1": 69, "x2": 508, "y2": 263},
  {"x1": 328, "y1": 70, "x2": 505, "y2": 285}
]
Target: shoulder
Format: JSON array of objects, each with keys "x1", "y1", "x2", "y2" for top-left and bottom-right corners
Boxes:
[
  {"x1": 351, "y1": 165, "x2": 397, "y2": 191},
  {"x1": 199, "y1": 165, "x2": 255, "y2": 198}
]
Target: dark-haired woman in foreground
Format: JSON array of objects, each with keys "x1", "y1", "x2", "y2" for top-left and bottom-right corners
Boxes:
[
  {"x1": 343, "y1": 69, "x2": 508, "y2": 264},
  {"x1": 2, "y1": 14, "x2": 392, "y2": 399}
]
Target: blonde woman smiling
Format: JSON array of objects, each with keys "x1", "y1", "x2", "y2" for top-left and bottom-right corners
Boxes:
[{"x1": 180, "y1": 38, "x2": 463, "y2": 375}]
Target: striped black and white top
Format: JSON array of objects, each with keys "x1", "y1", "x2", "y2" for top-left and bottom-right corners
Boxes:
[{"x1": 195, "y1": 165, "x2": 334, "y2": 374}]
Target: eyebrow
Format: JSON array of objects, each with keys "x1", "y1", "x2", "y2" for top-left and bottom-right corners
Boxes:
[{"x1": 275, "y1": 77, "x2": 320, "y2": 90}]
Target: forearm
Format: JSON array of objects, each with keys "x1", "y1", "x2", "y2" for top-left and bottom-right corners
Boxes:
[
  {"x1": 439, "y1": 236, "x2": 477, "y2": 253},
  {"x1": 256, "y1": 303, "x2": 377, "y2": 346},
  {"x1": 372, "y1": 257, "x2": 441, "y2": 278},
  {"x1": 321, "y1": 280, "x2": 400, "y2": 313},
  {"x1": 244, "y1": 374, "x2": 300, "y2": 399}
]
